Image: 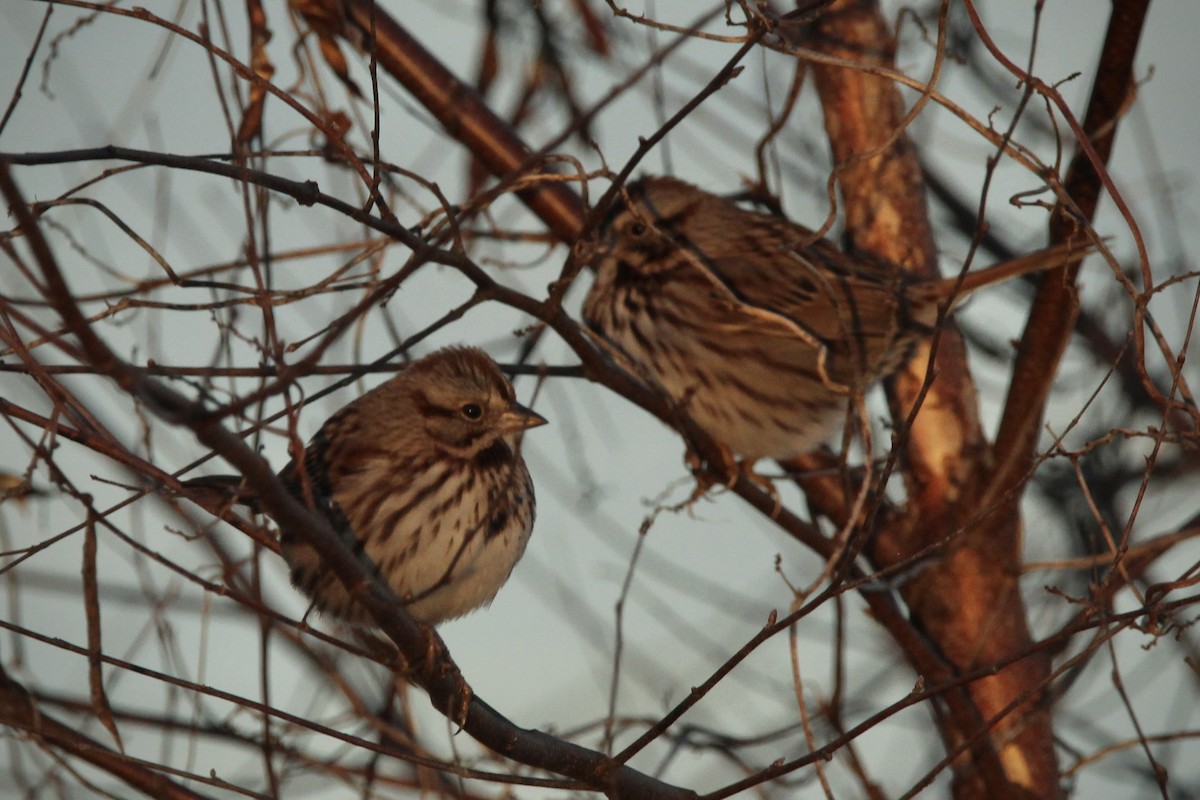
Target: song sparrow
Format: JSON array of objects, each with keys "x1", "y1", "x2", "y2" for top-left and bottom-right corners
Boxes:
[
  {"x1": 583, "y1": 176, "x2": 1089, "y2": 462},
  {"x1": 189, "y1": 347, "x2": 546, "y2": 626}
]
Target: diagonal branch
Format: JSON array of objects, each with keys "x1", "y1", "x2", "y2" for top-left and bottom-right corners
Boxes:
[
  {"x1": 0, "y1": 664, "x2": 215, "y2": 800},
  {"x1": 340, "y1": 0, "x2": 587, "y2": 241}
]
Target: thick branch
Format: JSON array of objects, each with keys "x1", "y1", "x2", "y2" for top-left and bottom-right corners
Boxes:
[
  {"x1": 990, "y1": 0, "x2": 1151, "y2": 495},
  {"x1": 803, "y1": 2, "x2": 1055, "y2": 797}
]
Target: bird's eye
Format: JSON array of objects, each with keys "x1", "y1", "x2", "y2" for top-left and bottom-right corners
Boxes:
[
  {"x1": 627, "y1": 221, "x2": 648, "y2": 238},
  {"x1": 460, "y1": 403, "x2": 483, "y2": 420}
]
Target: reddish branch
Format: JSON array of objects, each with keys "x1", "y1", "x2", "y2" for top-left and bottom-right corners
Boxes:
[{"x1": 336, "y1": 0, "x2": 588, "y2": 242}]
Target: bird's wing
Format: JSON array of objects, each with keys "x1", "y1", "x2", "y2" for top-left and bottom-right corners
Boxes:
[{"x1": 672, "y1": 239, "x2": 911, "y2": 387}]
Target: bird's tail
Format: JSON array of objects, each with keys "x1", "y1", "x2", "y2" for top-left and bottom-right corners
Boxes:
[
  {"x1": 928, "y1": 239, "x2": 1097, "y2": 307},
  {"x1": 181, "y1": 474, "x2": 262, "y2": 513}
]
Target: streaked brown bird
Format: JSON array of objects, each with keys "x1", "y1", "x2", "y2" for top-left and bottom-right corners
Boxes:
[
  {"x1": 189, "y1": 346, "x2": 546, "y2": 626},
  {"x1": 583, "y1": 176, "x2": 1089, "y2": 464}
]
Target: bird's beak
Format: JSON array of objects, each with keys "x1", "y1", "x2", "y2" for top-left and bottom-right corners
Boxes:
[{"x1": 499, "y1": 403, "x2": 548, "y2": 434}]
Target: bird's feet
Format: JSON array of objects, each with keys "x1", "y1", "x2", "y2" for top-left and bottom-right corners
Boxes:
[
  {"x1": 684, "y1": 446, "x2": 781, "y2": 517},
  {"x1": 418, "y1": 622, "x2": 473, "y2": 730}
]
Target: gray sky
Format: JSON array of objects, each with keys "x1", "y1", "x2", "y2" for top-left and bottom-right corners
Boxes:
[{"x1": 1, "y1": 2, "x2": 1197, "y2": 797}]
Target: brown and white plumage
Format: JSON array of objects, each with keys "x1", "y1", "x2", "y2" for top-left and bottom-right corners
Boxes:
[
  {"x1": 583, "y1": 177, "x2": 1089, "y2": 461},
  {"x1": 193, "y1": 347, "x2": 546, "y2": 626}
]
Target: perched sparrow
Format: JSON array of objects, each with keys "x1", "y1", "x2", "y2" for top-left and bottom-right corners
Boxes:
[
  {"x1": 583, "y1": 176, "x2": 1089, "y2": 463},
  {"x1": 189, "y1": 347, "x2": 546, "y2": 626}
]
